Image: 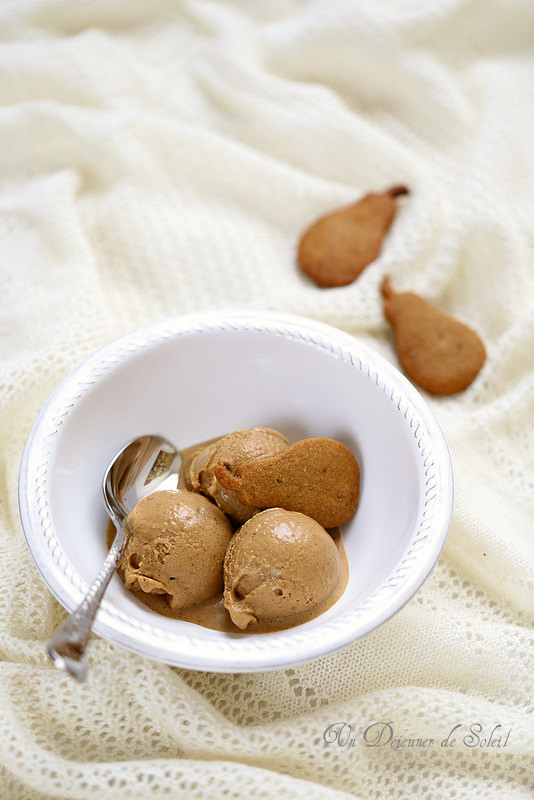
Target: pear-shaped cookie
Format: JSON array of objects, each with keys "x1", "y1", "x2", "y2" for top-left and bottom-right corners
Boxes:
[
  {"x1": 298, "y1": 186, "x2": 409, "y2": 288},
  {"x1": 381, "y1": 276, "x2": 486, "y2": 395},
  {"x1": 213, "y1": 438, "x2": 359, "y2": 528}
]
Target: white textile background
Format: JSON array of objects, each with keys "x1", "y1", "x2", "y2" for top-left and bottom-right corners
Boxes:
[{"x1": 1, "y1": 1, "x2": 533, "y2": 798}]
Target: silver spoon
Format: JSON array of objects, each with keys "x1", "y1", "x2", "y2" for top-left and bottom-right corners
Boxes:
[{"x1": 46, "y1": 435, "x2": 181, "y2": 682}]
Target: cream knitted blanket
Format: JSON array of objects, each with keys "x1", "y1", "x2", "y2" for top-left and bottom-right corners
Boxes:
[{"x1": 1, "y1": 1, "x2": 533, "y2": 798}]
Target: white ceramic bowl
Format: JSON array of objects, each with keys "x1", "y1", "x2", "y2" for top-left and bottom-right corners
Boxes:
[{"x1": 19, "y1": 309, "x2": 453, "y2": 672}]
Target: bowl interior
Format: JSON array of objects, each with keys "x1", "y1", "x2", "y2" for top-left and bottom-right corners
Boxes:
[{"x1": 21, "y1": 311, "x2": 452, "y2": 671}]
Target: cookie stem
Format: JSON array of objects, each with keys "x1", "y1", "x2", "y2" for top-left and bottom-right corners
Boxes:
[
  {"x1": 381, "y1": 275, "x2": 395, "y2": 300},
  {"x1": 387, "y1": 185, "x2": 410, "y2": 198},
  {"x1": 213, "y1": 464, "x2": 241, "y2": 492}
]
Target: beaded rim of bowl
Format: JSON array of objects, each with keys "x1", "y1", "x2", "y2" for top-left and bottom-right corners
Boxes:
[{"x1": 19, "y1": 309, "x2": 453, "y2": 671}]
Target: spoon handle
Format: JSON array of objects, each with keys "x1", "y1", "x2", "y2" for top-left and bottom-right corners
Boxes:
[{"x1": 46, "y1": 521, "x2": 128, "y2": 682}]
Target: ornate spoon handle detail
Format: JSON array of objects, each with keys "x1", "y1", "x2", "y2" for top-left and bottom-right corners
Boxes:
[
  {"x1": 46, "y1": 522, "x2": 128, "y2": 682},
  {"x1": 45, "y1": 436, "x2": 180, "y2": 681}
]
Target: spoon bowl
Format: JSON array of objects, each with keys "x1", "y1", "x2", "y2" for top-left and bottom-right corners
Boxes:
[{"x1": 46, "y1": 435, "x2": 180, "y2": 681}]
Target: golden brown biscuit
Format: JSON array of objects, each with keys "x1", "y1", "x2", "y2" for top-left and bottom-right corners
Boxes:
[
  {"x1": 298, "y1": 186, "x2": 409, "y2": 288},
  {"x1": 381, "y1": 276, "x2": 486, "y2": 395},
  {"x1": 213, "y1": 437, "x2": 360, "y2": 528}
]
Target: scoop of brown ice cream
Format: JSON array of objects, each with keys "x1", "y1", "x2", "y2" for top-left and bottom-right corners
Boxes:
[
  {"x1": 223, "y1": 508, "x2": 341, "y2": 629},
  {"x1": 119, "y1": 489, "x2": 233, "y2": 609},
  {"x1": 188, "y1": 427, "x2": 290, "y2": 523}
]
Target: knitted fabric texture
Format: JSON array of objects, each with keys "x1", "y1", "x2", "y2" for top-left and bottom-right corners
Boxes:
[{"x1": 1, "y1": 1, "x2": 533, "y2": 798}]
